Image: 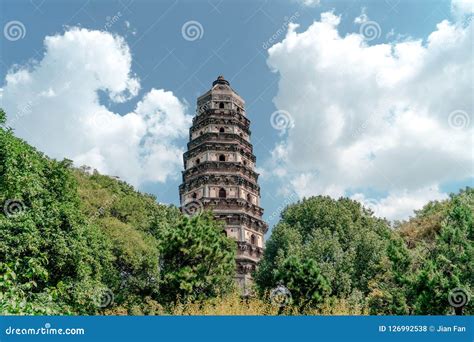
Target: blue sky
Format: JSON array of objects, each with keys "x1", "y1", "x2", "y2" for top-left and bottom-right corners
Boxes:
[{"x1": 1, "y1": 0, "x2": 473, "y2": 233}]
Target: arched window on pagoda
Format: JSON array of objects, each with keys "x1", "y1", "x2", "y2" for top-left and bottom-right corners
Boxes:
[
  {"x1": 250, "y1": 234, "x2": 256, "y2": 245},
  {"x1": 247, "y1": 193, "x2": 252, "y2": 203},
  {"x1": 195, "y1": 158, "x2": 200, "y2": 165},
  {"x1": 219, "y1": 127, "x2": 225, "y2": 133},
  {"x1": 219, "y1": 102, "x2": 225, "y2": 109},
  {"x1": 192, "y1": 192, "x2": 197, "y2": 199},
  {"x1": 219, "y1": 188, "x2": 226, "y2": 198},
  {"x1": 219, "y1": 154, "x2": 226, "y2": 162}
]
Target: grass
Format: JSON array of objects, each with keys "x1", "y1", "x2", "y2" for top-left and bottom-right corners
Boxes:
[{"x1": 105, "y1": 290, "x2": 369, "y2": 316}]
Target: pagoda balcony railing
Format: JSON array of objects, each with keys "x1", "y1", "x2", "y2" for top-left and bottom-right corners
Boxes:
[
  {"x1": 192, "y1": 109, "x2": 250, "y2": 128},
  {"x1": 184, "y1": 142, "x2": 256, "y2": 162},
  {"x1": 180, "y1": 174, "x2": 260, "y2": 193},
  {"x1": 216, "y1": 212, "x2": 268, "y2": 234},
  {"x1": 184, "y1": 196, "x2": 265, "y2": 217},
  {"x1": 236, "y1": 241, "x2": 264, "y2": 261},
  {"x1": 188, "y1": 132, "x2": 253, "y2": 151},
  {"x1": 179, "y1": 204, "x2": 268, "y2": 234},
  {"x1": 190, "y1": 117, "x2": 251, "y2": 136},
  {"x1": 182, "y1": 161, "x2": 259, "y2": 182}
]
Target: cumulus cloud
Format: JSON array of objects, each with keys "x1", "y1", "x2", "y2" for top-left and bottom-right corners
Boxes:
[
  {"x1": 354, "y1": 7, "x2": 369, "y2": 24},
  {"x1": 1, "y1": 28, "x2": 191, "y2": 186},
  {"x1": 451, "y1": 0, "x2": 474, "y2": 18},
  {"x1": 351, "y1": 186, "x2": 449, "y2": 221},
  {"x1": 295, "y1": 0, "x2": 320, "y2": 7},
  {"x1": 265, "y1": 11, "x2": 473, "y2": 220}
]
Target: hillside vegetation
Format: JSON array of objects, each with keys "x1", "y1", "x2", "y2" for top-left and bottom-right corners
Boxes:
[
  {"x1": 254, "y1": 190, "x2": 473, "y2": 315},
  {"x1": 0, "y1": 109, "x2": 235, "y2": 314},
  {"x1": 0, "y1": 108, "x2": 472, "y2": 315}
]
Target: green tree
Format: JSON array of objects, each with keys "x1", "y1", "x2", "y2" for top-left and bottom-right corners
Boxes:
[
  {"x1": 410, "y1": 194, "x2": 473, "y2": 315},
  {"x1": 0, "y1": 108, "x2": 5, "y2": 125},
  {"x1": 275, "y1": 256, "x2": 330, "y2": 312},
  {"x1": 256, "y1": 196, "x2": 393, "y2": 305},
  {"x1": 0, "y1": 112, "x2": 113, "y2": 314},
  {"x1": 73, "y1": 169, "x2": 181, "y2": 311},
  {"x1": 158, "y1": 212, "x2": 236, "y2": 304},
  {"x1": 254, "y1": 222, "x2": 303, "y2": 291},
  {"x1": 367, "y1": 237, "x2": 411, "y2": 314}
]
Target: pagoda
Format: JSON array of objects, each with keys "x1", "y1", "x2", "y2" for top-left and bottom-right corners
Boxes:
[{"x1": 179, "y1": 76, "x2": 268, "y2": 290}]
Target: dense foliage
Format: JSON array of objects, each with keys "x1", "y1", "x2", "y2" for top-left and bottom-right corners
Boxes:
[
  {"x1": 0, "y1": 109, "x2": 236, "y2": 314},
  {"x1": 400, "y1": 189, "x2": 473, "y2": 315},
  {"x1": 255, "y1": 196, "x2": 397, "y2": 311},
  {"x1": 0, "y1": 107, "x2": 472, "y2": 315},
  {"x1": 158, "y1": 213, "x2": 236, "y2": 304},
  {"x1": 256, "y1": 191, "x2": 473, "y2": 315}
]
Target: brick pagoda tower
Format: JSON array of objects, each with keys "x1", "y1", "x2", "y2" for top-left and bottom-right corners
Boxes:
[{"x1": 179, "y1": 76, "x2": 268, "y2": 290}]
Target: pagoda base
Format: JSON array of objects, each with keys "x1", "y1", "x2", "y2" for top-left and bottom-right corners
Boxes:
[{"x1": 235, "y1": 258, "x2": 257, "y2": 296}]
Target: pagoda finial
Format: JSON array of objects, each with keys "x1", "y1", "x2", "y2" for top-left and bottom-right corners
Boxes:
[{"x1": 212, "y1": 75, "x2": 229, "y2": 86}]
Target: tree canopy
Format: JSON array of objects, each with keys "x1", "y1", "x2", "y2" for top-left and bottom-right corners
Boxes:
[
  {"x1": 0, "y1": 107, "x2": 472, "y2": 315},
  {"x1": 0, "y1": 108, "x2": 236, "y2": 314},
  {"x1": 255, "y1": 192, "x2": 473, "y2": 315}
]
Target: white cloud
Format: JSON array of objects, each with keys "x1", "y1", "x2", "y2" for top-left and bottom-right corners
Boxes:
[
  {"x1": 354, "y1": 7, "x2": 368, "y2": 24},
  {"x1": 351, "y1": 186, "x2": 448, "y2": 221},
  {"x1": 1, "y1": 28, "x2": 191, "y2": 186},
  {"x1": 265, "y1": 10, "x2": 473, "y2": 220},
  {"x1": 295, "y1": 0, "x2": 320, "y2": 7},
  {"x1": 451, "y1": 0, "x2": 474, "y2": 18}
]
